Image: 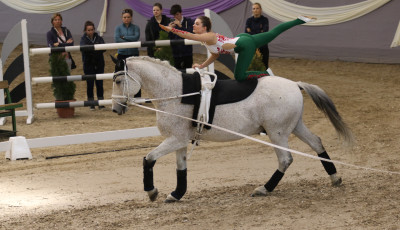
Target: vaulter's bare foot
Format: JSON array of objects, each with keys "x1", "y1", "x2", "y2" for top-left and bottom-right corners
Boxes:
[{"x1": 298, "y1": 15, "x2": 317, "y2": 22}]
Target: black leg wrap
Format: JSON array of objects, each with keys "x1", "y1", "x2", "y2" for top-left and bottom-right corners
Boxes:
[
  {"x1": 171, "y1": 169, "x2": 187, "y2": 200},
  {"x1": 318, "y1": 151, "x2": 337, "y2": 175},
  {"x1": 143, "y1": 157, "x2": 156, "y2": 191},
  {"x1": 264, "y1": 170, "x2": 284, "y2": 192}
]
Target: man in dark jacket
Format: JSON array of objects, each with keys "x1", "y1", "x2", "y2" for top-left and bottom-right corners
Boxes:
[
  {"x1": 145, "y1": 3, "x2": 170, "y2": 57},
  {"x1": 168, "y1": 4, "x2": 194, "y2": 69}
]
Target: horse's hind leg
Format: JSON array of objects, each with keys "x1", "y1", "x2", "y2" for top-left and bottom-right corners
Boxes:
[
  {"x1": 252, "y1": 135, "x2": 292, "y2": 197},
  {"x1": 165, "y1": 147, "x2": 188, "y2": 203},
  {"x1": 293, "y1": 120, "x2": 342, "y2": 186}
]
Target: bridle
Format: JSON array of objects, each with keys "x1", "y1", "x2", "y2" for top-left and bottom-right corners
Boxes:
[
  {"x1": 112, "y1": 71, "x2": 141, "y2": 104},
  {"x1": 111, "y1": 65, "x2": 202, "y2": 108},
  {"x1": 111, "y1": 60, "x2": 142, "y2": 107}
]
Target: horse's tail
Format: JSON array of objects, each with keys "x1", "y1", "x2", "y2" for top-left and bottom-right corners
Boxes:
[{"x1": 297, "y1": 81, "x2": 354, "y2": 146}]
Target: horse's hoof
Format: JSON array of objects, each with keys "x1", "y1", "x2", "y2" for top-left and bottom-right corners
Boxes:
[
  {"x1": 251, "y1": 186, "x2": 268, "y2": 197},
  {"x1": 147, "y1": 188, "x2": 158, "y2": 201},
  {"x1": 330, "y1": 174, "x2": 342, "y2": 187},
  {"x1": 164, "y1": 194, "x2": 179, "y2": 203},
  {"x1": 331, "y1": 177, "x2": 342, "y2": 187}
]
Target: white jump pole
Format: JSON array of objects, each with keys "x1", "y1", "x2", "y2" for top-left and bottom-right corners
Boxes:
[
  {"x1": 36, "y1": 99, "x2": 112, "y2": 109},
  {"x1": 32, "y1": 73, "x2": 114, "y2": 84},
  {"x1": 0, "y1": 126, "x2": 161, "y2": 152},
  {"x1": 32, "y1": 68, "x2": 196, "y2": 84},
  {"x1": 30, "y1": 39, "x2": 202, "y2": 56}
]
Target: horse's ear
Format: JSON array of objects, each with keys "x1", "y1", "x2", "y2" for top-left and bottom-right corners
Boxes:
[{"x1": 110, "y1": 54, "x2": 118, "y2": 64}]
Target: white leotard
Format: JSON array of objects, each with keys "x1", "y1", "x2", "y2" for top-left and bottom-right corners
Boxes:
[{"x1": 202, "y1": 33, "x2": 239, "y2": 55}]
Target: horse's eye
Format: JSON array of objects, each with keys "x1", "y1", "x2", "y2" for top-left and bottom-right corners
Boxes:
[{"x1": 116, "y1": 80, "x2": 121, "y2": 84}]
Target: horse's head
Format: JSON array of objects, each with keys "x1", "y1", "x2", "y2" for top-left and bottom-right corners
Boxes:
[
  {"x1": 111, "y1": 54, "x2": 125, "y2": 72},
  {"x1": 111, "y1": 55, "x2": 141, "y2": 115}
]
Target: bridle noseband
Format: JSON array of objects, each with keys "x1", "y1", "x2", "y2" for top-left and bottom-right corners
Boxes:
[{"x1": 111, "y1": 64, "x2": 141, "y2": 106}]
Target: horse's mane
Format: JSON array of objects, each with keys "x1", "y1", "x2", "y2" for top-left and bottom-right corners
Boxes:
[{"x1": 125, "y1": 56, "x2": 179, "y2": 73}]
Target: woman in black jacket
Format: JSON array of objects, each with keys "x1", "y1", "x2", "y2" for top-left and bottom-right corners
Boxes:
[
  {"x1": 145, "y1": 2, "x2": 170, "y2": 57},
  {"x1": 245, "y1": 2, "x2": 270, "y2": 69},
  {"x1": 80, "y1": 21, "x2": 105, "y2": 110},
  {"x1": 46, "y1": 13, "x2": 75, "y2": 69}
]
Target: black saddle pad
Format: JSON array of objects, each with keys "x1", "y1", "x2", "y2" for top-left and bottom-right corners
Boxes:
[{"x1": 181, "y1": 72, "x2": 258, "y2": 128}]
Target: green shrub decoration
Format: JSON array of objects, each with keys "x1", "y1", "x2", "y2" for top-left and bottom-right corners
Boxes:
[
  {"x1": 248, "y1": 50, "x2": 266, "y2": 71},
  {"x1": 49, "y1": 53, "x2": 76, "y2": 101},
  {"x1": 154, "y1": 31, "x2": 174, "y2": 66}
]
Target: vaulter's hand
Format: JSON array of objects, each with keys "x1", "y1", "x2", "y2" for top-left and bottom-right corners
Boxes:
[{"x1": 159, "y1": 24, "x2": 172, "y2": 32}]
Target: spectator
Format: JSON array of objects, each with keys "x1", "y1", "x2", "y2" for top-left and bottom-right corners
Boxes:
[
  {"x1": 168, "y1": 4, "x2": 194, "y2": 69},
  {"x1": 46, "y1": 13, "x2": 75, "y2": 70},
  {"x1": 245, "y1": 2, "x2": 270, "y2": 69},
  {"x1": 114, "y1": 8, "x2": 141, "y2": 97},
  {"x1": 80, "y1": 21, "x2": 105, "y2": 110},
  {"x1": 145, "y1": 2, "x2": 170, "y2": 57},
  {"x1": 114, "y1": 8, "x2": 140, "y2": 61}
]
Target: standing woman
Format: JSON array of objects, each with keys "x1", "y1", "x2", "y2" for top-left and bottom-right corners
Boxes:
[
  {"x1": 160, "y1": 15, "x2": 315, "y2": 81},
  {"x1": 114, "y1": 8, "x2": 140, "y2": 61},
  {"x1": 114, "y1": 8, "x2": 141, "y2": 97},
  {"x1": 145, "y1": 2, "x2": 170, "y2": 57},
  {"x1": 80, "y1": 21, "x2": 106, "y2": 110},
  {"x1": 46, "y1": 13, "x2": 74, "y2": 69},
  {"x1": 245, "y1": 3, "x2": 270, "y2": 70}
]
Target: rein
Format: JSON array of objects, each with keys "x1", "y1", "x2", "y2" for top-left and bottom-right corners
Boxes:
[{"x1": 111, "y1": 70, "x2": 200, "y2": 105}]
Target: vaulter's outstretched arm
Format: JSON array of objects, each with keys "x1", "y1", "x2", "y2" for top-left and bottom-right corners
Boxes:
[
  {"x1": 159, "y1": 24, "x2": 213, "y2": 43},
  {"x1": 193, "y1": 52, "x2": 219, "y2": 69}
]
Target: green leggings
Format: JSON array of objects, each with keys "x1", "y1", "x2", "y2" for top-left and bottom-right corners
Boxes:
[{"x1": 233, "y1": 18, "x2": 306, "y2": 81}]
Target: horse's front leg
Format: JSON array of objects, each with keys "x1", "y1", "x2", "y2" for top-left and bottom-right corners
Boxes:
[
  {"x1": 165, "y1": 147, "x2": 187, "y2": 203},
  {"x1": 143, "y1": 136, "x2": 187, "y2": 202}
]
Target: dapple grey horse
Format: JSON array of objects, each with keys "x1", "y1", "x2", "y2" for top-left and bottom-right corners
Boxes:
[{"x1": 111, "y1": 56, "x2": 354, "y2": 203}]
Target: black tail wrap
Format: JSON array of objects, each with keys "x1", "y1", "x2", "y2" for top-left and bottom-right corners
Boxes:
[
  {"x1": 143, "y1": 157, "x2": 156, "y2": 191},
  {"x1": 318, "y1": 151, "x2": 337, "y2": 175},
  {"x1": 264, "y1": 170, "x2": 284, "y2": 192},
  {"x1": 171, "y1": 169, "x2": 187, "y2": 200}
]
